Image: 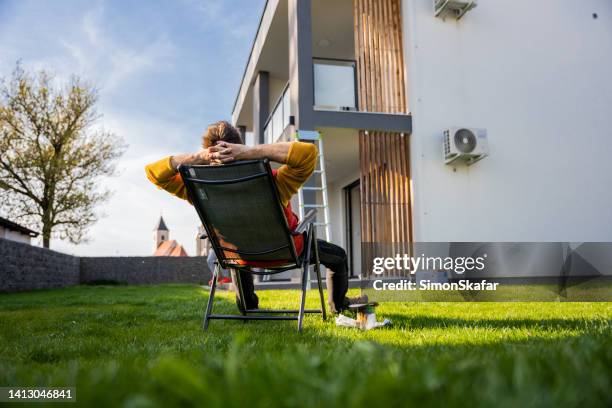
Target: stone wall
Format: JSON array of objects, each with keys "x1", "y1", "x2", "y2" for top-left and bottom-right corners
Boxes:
[
  {"x1": 0, "y1": 238, "x2": 80, "y2": 292},
  {"x1": 0, "y1": 238, "x2": 211, "y2": 293},
  {"x1": 80, "y1": 257, "x2": 210, "y2": 285}
]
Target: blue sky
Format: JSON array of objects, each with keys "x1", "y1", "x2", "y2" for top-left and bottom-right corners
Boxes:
[{"x1": 0, "y1": 0, "x2": 265, "y2": 255}]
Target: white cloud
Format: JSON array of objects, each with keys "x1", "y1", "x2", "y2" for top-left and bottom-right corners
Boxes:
[
  {"x1": 179, "y1": 0, "x2": 258, "y2": 40},
  {"x1": 59, "y1": 4, "x2": 177, "y2": 94}
]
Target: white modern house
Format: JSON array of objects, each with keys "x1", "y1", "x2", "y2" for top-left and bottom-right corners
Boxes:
[{"x1": 231, "y1": 0, "x2": 612, "y2": 276}]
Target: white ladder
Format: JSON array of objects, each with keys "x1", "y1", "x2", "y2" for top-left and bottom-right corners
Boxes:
[{"x1": 295, "y1": 130, "x2": 331, "y2": 242}]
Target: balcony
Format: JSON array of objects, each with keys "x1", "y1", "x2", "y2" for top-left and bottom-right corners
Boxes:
[
  {"x1": 313, "y1": 58, "x2": 357, "y2": 111},
  {"x1": 263, "y1": 83, "x2": 291, "y2": 144},
  {"x1": 232, "y1": 0, "x2": 411, "y2": 140}
]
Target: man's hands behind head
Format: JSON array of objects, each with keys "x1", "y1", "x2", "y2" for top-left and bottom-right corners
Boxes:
[
  {"x1": 170, "y1": 148, "x2": 212, "y2": 170},
  {"x1": 195, "y1": 148, "x2": 211, "y2": 164},
  {"x1": 196, "y1": 141, "x2": 291, "y2": 166},
  {"x1": 208, "y1": 142, "x2": 250, "y2": 164},
  {"x1": 169, "y1": 141, "x2": 257, "y2": 170}
]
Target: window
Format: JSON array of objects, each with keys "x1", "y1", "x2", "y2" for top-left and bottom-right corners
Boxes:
[{"x1": 313, "y1": 59, "x2": 357, "y2": 110}]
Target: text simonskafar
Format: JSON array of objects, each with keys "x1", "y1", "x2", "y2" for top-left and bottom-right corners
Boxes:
[{"x1": 373, "y1": 279, "x2": 499, "y2": 291}]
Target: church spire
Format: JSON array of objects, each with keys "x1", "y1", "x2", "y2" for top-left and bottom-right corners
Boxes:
[
  {"x1": 154, "y1": 216, "x2": 169, "y2": 251},
  {"x1": 154, "y1": 216, "x2": 169, "y2": 231}
]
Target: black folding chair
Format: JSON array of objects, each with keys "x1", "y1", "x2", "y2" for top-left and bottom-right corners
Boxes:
[{"x1": 178, "y1": 159, "x2": 326, "y2": 332}]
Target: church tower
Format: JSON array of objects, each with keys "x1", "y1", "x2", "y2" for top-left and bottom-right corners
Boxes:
[{"x1": 154, "y1": 216, "x2": 169, "y2": 250}]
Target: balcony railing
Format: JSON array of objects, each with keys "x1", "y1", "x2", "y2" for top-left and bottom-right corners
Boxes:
[
  {"x1": 313, "y1": 58, "x2": 357, "y2": 111},
  {"x1": 263, "y1": 83, "x2": 291, "y2": 144}
]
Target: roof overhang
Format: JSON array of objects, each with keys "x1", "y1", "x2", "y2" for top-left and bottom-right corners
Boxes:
[
  {"x1": 0, "y1": 217, "x2": 39, "y2": 237},
  {"x1": 231, "y1": 0, "x2": 283, "y2": 128}
]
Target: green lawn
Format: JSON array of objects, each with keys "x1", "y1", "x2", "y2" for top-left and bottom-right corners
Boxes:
[{"x1": 0, "y1": 284, "x2": 610, "y2": 407}]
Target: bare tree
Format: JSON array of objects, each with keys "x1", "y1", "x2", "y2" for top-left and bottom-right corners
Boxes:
[{"x1": 0, "y1": 64, "x2": 125, "y2": 248}]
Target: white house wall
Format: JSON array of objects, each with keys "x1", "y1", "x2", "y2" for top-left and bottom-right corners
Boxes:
[
  {"x1": 0, "y1": 226, "x2": 32, "y2": 244},
  {"x1": 328, "y1": 169, "x2": 361, "y2": 248},
  {"x1": 320, "y1": 127, "x2": 360, "y2": 247},
  {"x1": 402, "y1": 0, "x2": 612, "y2": 241}
]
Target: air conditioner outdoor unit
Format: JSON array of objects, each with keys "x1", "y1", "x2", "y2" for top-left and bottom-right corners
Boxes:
[
  {"x1": 443, "y1": 127, "x2": 488, "y2": 165},
  {"x1": 434, "y1": 0, "x2": 477, "y2": 19}
]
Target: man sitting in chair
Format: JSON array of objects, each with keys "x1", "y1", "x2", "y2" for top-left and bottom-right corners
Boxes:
[{"x1": 145, "y1": 120, "x2": 365, "y2": 313}]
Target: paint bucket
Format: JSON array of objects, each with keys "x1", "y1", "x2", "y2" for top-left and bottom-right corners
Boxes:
[{"x1": 356, "y1": 305, "x2": 377, "y2": 330}]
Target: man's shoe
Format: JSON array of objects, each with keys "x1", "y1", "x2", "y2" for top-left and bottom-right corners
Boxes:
[{"x1": 344, "y1": 294, "x2": 369, "y2": 309}]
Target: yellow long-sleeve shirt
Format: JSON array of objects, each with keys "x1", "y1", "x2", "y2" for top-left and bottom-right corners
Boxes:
[{"x1": 144, "y1": 141, "x2": 317, "y2": 207}]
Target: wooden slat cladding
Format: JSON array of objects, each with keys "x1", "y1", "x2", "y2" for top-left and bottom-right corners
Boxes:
[
  {"x1": 359, "y1": 131, "x2": 412, "y2": 277},
  {"x1": 354, "y1": 0, "x2": 411, "y2": 276},
  {"x1": 353, "y1": 0, "x2": 407, "y2": 113}
]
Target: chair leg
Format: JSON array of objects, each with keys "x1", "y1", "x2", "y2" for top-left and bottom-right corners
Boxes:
[
  {"x1": 298, "y1": 225, "x2": 316, "y2": 332},
  {"x1": 297, "y1": 260, "x2": 308, "y2": 332},
  {"x1": 203, "y1": 263, "x2": 219, "y2": 331},
  {"x1": 312, "y1": 227, "x2": 326, "y2": 320}
]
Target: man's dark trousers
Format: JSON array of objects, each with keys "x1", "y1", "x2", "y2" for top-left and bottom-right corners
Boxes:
[{"x1": 234, "y1": 239, "x2": 349, "y2": 312}]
